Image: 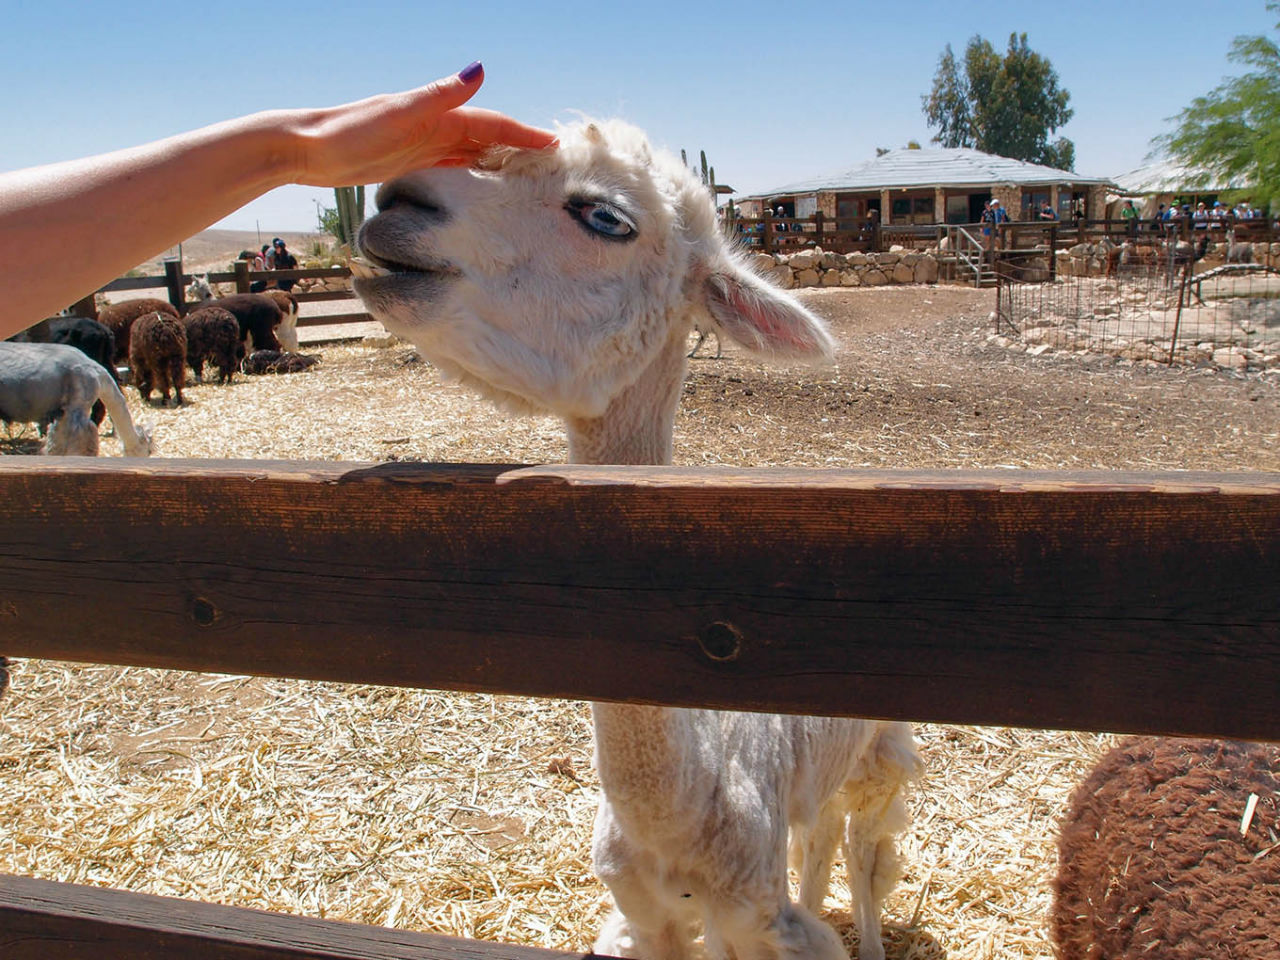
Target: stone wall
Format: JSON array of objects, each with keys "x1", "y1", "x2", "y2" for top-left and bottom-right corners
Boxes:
[
  {"x1": 750, "y1": 249, "x2": 940, "y2": 289},
  {"x1": 1054, "y1": 239, "x2": 1280, "y2": 277}
]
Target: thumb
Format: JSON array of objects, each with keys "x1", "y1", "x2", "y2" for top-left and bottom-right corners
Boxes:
[{"x1": 423, "y1": 61, "x2": 485, "y2": 112}]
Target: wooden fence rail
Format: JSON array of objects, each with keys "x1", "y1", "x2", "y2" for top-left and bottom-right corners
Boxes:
[
  {"x1": 1, "y1": 458, "x2": 1276, "y2": 737},
  {"x1": 74, "y1": 259, "x2": 375, "y2": 332},
  {"x1": 1, "y1": 458, "x2": 1277, "y2": 957}
]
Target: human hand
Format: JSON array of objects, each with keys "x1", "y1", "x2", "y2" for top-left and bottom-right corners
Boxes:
[{"x1": 284, "y1": 63, "x2": 557, "y2": 187}]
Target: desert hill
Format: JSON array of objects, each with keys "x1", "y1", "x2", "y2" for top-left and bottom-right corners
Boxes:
[{"x1": 136, "y1": 229, "x2": 333, "y2": 275}]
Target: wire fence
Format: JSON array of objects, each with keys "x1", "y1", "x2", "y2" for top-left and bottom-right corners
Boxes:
[{"x1": 994, "y1": 240, "x2": 1280, "y2": 371}]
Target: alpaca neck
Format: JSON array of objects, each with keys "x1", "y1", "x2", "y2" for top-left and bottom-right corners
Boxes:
[
  {"x1": 564, "y1": 328, "x2": 687, "y2": 468},
  {"x1": 567, "y1": 327, "x2": 693, "y2": 786}
]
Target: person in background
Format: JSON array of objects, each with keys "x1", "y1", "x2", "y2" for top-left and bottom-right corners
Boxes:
[
  {"x1": 272, "y1": 238, "x2": 298, "y2": 292},
  {"x1": 1038, "y1": 201, "x2": 1057, "y2": 221},
  {"x1": 0, "y1": 62, "x2": 557, "y2": 339},
  {"x1": 1119, "y1": 199, "x2": 1139, "y2": 236}
]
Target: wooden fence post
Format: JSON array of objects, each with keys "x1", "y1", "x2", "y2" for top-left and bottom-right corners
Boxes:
[
  {"x1": 762, "y1": 216, "x2": 774, "y2": 254},
  {"x1": 814, "y1": 211, "x2": 824, "y2": 246},
  {"x1": 163, "y1": 258, "x2": 185, "y2": 315},
  {"x1": 234, "y1": 260, "x2": 251, "y2": 293},
  {"x1": 1049, "y1": 224, "x2": 1058, "y2": 281},
  {"x1": 67, "y1": 293, "x2": 98, "y2": 320}
]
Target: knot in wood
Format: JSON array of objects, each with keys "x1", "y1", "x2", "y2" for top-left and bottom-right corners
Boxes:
[
  {"x1": 190, "y1": 597, "x2": 219, "y2": 627},
  {"x1": 698, "y1": 621, "x2": 743, "y2": 662}
]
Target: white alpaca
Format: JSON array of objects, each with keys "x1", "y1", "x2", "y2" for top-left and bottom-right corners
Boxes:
[
  {"x1": 351, "y1": 119, "x2": 920, "y2": 960},
  {"x1": 0, "y1": 341, "x2": 154, "y2": 456}
]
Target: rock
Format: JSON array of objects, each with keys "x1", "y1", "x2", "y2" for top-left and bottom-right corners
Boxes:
[
  {"x1": 820, "y1": 269, "x2": 843, "y2": 287},
  {"x1": 844, "y1": 252, "x2": 869, "y2": 266},
  {"x1": 789, "y1": 251, "x2": 819, "y2": 270},
  {"x1": 1028, "y1": 344, "x2": 1052, "y2": 356},
  {"x1": 765, "y1": 265, "x2": 794, "y2": 289},
  {"x1": 795, "y1": 268, "x2": 821, "y2": 288},
  {"x1": 839, "y1": 269, "x2": 862, "y2": 286},
  {"x1": 914, "y1": 257, "x2": 939, "y2": 284},
  {"x1": 1213, "y1": 347, "x2": 1249, "y2": 370},
  {"x1": 819, "y1": 251, "x2": 843, "y2": 270},
  {"x1": 876, "y1": 252, "x2": 900, "y2": 266},
  {"x1": 862, "y1": 268, "x2": 888, "y2": 286},
  {"x1": 751, "y1": 254, "x2": 776, "y2": 273},
  {"x1": 892, "y1": 262, "x2": 915, "y2": 284},
  {"x1": 362, "y1": 332, "x2": 400, "y2": 348}
]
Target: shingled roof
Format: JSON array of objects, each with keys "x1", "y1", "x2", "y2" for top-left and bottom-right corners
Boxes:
[{"x1": 749, "y1": 147, "x2": 1113, "y2": 197}]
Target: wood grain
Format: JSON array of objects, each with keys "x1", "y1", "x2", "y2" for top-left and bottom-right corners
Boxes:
[
  {"x1": 0, "y1": 457, "x2": 1276, "y2": 739},
  {"x1": 0, "y1": 875, "x2": 592, "y2": 959}
]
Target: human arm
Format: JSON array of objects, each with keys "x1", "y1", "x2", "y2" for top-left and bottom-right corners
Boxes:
[{"x1": 0, "y1": 63, "x2": 555, "y2": 337}]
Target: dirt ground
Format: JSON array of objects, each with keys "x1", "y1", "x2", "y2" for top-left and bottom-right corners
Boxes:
[{"x1": 1, "y1": 284, "x2": 1276, "y2": 959}]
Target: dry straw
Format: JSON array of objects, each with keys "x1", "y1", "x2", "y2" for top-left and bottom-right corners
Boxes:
[{"x1": 3, "y1": 286, "x2": 1275, "y2": 958}]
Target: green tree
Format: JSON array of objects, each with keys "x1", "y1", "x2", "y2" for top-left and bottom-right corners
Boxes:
[
  {"x1": 1153, "y1": 3, "x2": 1280, "y2": 208},
  {"x1": 922, "y1": 33, "x2": 1075, "y2": 169}
]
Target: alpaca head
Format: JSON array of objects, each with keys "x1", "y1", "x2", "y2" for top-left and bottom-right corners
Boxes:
[
  {"x1": 187, "y1": 275, "x2": 215, "y2": 302},
  {"x1": 353, "y1": 119, "x2": 831, "y2": 421}
]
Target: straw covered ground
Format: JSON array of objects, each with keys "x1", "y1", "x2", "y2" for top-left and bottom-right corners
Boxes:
[{"x1": 2, "y1": 284, "x2": 1277, "y2": 959}]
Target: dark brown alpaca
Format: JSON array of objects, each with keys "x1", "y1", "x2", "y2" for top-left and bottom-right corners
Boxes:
[
  {"x1": 129, "y1": 311, "x2": 187, "y2": 406},
  {"x1": 183, "y1": 307, "x2": 243, "y2": 384},
  {"x1": 97, "y1": 297, "x2": 179, "y2": 364}
]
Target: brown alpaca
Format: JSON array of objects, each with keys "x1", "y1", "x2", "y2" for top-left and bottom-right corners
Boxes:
[
  {"x1": 1053, "y1": 736, "x2": 1280, "y2": 960},
  {"x1": 242, "y1": 349, "x2": 320, "y2": 374},
  {"x1": 97, "y1": 297, "x2": 179, "y2": 364},
  {"x1": 129, "y1": 311, "x2": 187, "y2": 405},
  {"x1": 183, "y1": 307, "x2": 242, "y2": 384}
]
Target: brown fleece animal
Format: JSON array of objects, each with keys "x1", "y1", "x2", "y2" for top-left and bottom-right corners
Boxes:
[
  {"x1": 189, "y1": 293, "x2": 282, "y2": 353},
  {"x1": 242, "y1": 349, "x2": 320, "y2": 374},
  {"x1": 1053, "y1": 736, "x2": 1280, "y2": 960},
  {"x1": 129, "y1": 311, "x2": 187, "y2": 405},
  {"x1": 97, "y1": 297, "x2": 179, "y2": 363},
  {"x1": 183, "y1": 307, "x2": 242, "y2": 384}
]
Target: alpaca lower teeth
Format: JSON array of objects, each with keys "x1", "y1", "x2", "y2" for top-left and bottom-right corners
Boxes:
[{"x1": 348, "y1": 257, "x2": 392, "y2": 279}]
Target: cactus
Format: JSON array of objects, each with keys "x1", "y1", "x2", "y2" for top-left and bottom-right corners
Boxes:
[
  {"x1": 681, "y1": 148, "x2": 720, "y2": 202},
  {"x1": 334, "y1": 185, "x2": 366, "y2": 249}
]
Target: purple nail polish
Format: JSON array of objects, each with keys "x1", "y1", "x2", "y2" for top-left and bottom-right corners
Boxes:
[{"x1": 459, "y1": 61, "x2": 483, "y2": 83}]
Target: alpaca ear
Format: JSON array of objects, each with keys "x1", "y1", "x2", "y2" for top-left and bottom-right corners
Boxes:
[{"x1": 702, "y1": 264, "x2": 833, "y2": 361}]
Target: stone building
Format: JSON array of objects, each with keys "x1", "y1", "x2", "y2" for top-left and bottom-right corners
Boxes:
[{"x1": 737, "y1": 147, "x2": 1113, "y2": 227}]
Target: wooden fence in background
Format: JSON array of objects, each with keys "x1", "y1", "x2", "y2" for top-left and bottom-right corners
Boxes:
[
  {"x1": 0, "y1": 458, "x2": 1277, "y2": 957},
  {"x1": 69, "y1": 257, "x2": 373, "y2": 335}
]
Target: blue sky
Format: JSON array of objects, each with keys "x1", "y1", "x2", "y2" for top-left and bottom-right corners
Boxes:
[{"x1": 1, "y1": 0, "x2": 1273, "y2": 232}]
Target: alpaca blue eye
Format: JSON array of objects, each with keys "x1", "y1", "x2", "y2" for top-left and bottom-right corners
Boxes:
[{"x1": 566, "y1": 199, "x2": 636, "y2": 240}]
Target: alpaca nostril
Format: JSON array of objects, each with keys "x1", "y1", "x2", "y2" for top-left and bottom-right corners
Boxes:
[{"x1": 373, "y1": 179, "x2": 447, "y2": 220}]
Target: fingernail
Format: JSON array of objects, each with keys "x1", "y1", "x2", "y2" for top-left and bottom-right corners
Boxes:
[{"x1": 459, "y1": 61, "x2": 483, "y2": 83}]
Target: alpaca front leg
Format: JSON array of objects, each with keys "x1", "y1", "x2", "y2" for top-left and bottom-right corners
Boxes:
[
  {"x1": 594, "y1": 905, "x2": 695, "y2": 960},
  {"x1": 592, "y1": 806, "x2": 696, "y2": 959},
  {"x1": 718, "y1": 901, "x2": 848, "y2": 960}
]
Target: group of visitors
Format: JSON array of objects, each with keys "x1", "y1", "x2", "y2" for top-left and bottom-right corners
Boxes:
[
  {"x1": 980, "y1": 198, "x2": 1010, "y2": 250},
  {"x1": 1148, "y1": 199, "x2": 1264, "y2": 231},
  {"x1": 238, "y1": 237, "x2": 299, "y2": 292}
]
